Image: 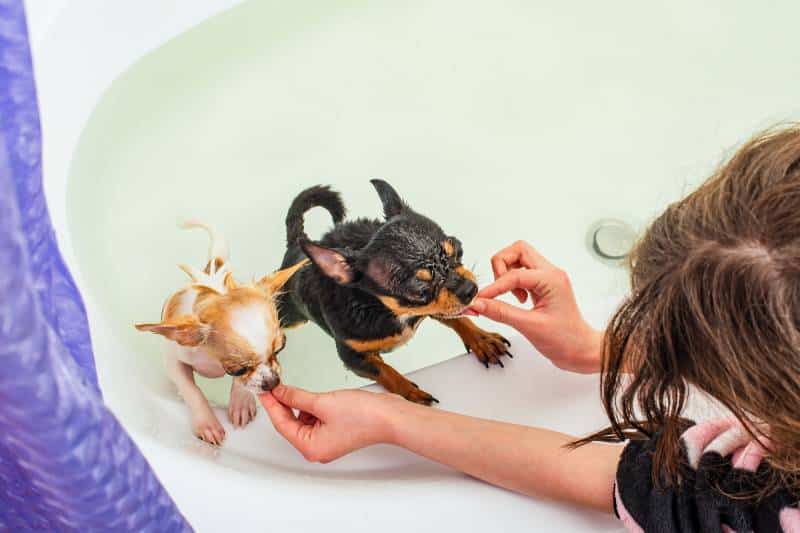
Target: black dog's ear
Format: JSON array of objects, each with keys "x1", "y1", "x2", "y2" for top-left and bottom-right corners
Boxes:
[
  {"x1": 365, "y1": 257, "x2": 395, "y2": 292},
  {"x1": 300, "y1": 239, "x2": 358, "y2": 285},
  {"x1": 370, "y1": 179, "x2": 407, "y2": 219}
]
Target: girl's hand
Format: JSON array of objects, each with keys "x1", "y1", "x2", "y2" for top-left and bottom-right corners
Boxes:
[
  {"x1": 263, "y1": 383, "x2": 621, "y2": 513},
  {"x1": 468, "y1": 240, "x2": 604, "y2": 374},
  {"x1": 259, "y1": 385, "x2": 400, "y2": 463}
]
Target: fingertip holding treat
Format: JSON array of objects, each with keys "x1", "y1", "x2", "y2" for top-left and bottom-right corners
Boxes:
[
  {"x1": 475, "y1": 288, "x2": 491, "y2": 300},
  {"x1": 258, "y1": 391, "x2": 277, "y2": 409},
  {"x1": 264, "y1": 384, "x2": 282, "y2": 399},
  {"x1": 469, "y1": 299, "x2": 487, "y2": 314}
]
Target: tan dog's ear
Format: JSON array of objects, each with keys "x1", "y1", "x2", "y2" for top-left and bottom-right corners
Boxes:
[
  {"x1": 258, "y1": 259, "x2": 309, "y2": 293},
  {"x1": 192, "y1": 284, "x2": 222, "y2": 301},
  {"x1": 135, "y1": 316, "x2": 208, "y2": 346},
  {"x1": 178, "y1": 263, "x2": 202, "y2": 282},
  {"x1": 223, "y1": 272, "x2": 238, "y2": 292}
]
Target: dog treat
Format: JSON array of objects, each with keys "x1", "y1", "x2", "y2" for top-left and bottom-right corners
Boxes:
[{"x1": 276, "y1": 180, "x2": 511, "y2": 405}]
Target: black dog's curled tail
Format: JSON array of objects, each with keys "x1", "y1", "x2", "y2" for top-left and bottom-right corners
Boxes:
[{"x1": 285, "y1": 185, "x2": 346, "y2": 244}]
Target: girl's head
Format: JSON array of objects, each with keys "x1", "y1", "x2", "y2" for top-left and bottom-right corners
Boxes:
[{"x1": 591, "y1": 125, "x2": 800, "y2": 493}]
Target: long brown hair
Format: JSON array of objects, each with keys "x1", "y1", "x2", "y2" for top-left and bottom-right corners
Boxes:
[{"x1": 575, "y1": 125, "x2": 800, "y2": 496}]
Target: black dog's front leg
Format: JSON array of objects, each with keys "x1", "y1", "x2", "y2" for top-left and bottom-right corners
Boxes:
[
  {"x1": 434, "y1": 317, "x2": 512, "y2": 368},
  {"x1": 335, "y1": 342, "x2": 439, "y2": 405}
]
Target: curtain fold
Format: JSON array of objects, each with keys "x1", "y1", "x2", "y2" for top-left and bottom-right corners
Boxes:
[{"x1": 0, "y1": 1, "x2": 191, "y2": 530}]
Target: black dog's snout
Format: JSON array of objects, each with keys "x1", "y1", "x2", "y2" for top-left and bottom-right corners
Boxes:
[
  {"x1": 454, "y1": 280, "x2": 478, "y2": 304},
  {"x1": 261, "y1": 375, "x2": 280, "y2": 392}
]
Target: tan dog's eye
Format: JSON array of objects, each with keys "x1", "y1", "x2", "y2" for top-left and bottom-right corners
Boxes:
[{"x1": 227, "y1": 367, "x2": 248, "y2": 377}]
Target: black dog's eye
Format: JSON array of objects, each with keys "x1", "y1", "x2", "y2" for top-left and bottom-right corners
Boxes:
[
  {"x1": 227, "y1": 367, "x2": 249, "y2": 377},
  {"x1": 407, "y1": 285, "x2": 429, "y2": 302}
]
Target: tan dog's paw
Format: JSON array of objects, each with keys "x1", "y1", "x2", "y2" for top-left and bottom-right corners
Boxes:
[
  {"x1": 192, "y1": 410, "x2": 226, "y2": 445},
  {"x1": 465, "y1": 330, "x2": 512, "y2": 368},
  {"x1": 228, "y1": 386, "x2": 258, "y2": 428}
]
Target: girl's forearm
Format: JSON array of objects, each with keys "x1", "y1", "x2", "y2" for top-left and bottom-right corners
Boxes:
[{"x1": 384, "y1": 402, "x2": 622, "y2": 513}]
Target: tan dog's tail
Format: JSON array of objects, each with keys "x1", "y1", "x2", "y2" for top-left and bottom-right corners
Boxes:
[{"x1": 180, "y1": 220, "x2": 229, "y2": 275}]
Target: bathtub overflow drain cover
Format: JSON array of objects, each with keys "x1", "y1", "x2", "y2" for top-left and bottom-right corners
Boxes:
[{"x1": 587, "y1": 219, "x2": 637, "y2": 263}]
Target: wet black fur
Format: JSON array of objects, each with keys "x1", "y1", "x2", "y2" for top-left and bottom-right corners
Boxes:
[{"x1": 277, "y1": 180, "x2": 478, "y2": 381}]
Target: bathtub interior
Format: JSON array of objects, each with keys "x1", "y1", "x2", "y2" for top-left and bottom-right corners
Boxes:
[{"x1": 63, "y1": 0, "x2": 800, "y2": 500}]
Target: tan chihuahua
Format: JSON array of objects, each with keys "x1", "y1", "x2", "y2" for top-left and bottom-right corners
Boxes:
[{"x1": 136, "y1": 221, "x2": 307, "y2": 445}]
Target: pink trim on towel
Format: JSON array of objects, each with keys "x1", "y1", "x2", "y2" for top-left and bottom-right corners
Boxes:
[
  {"x1": 615, "y1": 483, "x2": 644, "y2": 533},
  {"x1": 781, "y1": 507, "x2": 800, "y2": 533},
  {"x1": 731, "y1": 439, "x2": 767, "y2": 473},
  {"x1": 682, "y1": 418, "x2": 769, "y2": 472},
  {"x1": 681, "y1": 418, "x2": 737, "y2": 469}
]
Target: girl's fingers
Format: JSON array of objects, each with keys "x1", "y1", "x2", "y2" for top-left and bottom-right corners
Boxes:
[
  {"x1": 468, "y1": 297, "x2": 532, "y2": 330},
  {"x1": 491, "y1": 254, "x2": 514, "y2": 279},
  {"x1": 491, "y1": 241, "x2": 552, "y2": 275},
  {"x1": 272, "y1": 385, "x2": 319, "y2": 414},
  {"x1": 490, "y1": 242, "x2": 551, "y2": 302},
  {"x1": 260, "y1": 392, "x2": 306, "y2": 447},
  {"x1": 298, "y1": 411, "x2": 318, "y2": 425},
  {"x1": 477, "y1": 269, "x2": 549, "y2": 300},
  {"x1": 490, "y1": 256, "x2": 527, "y2": 303}
]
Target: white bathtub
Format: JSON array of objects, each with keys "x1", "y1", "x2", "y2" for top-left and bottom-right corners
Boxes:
[{"x1": 29, "y1": 1, "x2": 800, "y2": 531}]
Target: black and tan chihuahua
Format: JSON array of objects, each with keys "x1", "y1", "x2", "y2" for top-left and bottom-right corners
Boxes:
[{"x1": 277, "y1": 180, "x2": 511, "y2": 404}]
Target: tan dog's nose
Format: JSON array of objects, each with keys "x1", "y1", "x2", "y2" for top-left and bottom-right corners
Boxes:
[{"x1": 261, "y1": 375, "x2": 280, "y2": 392}]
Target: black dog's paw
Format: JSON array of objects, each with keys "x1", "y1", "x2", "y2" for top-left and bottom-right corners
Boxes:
[
  {"x1": 465, "y1": 331, "x2": 512, "y2": 369},
  {"x1": 408, "y1": 388, "x2": 439, "y2": 405},
  {"x1": 400, "y1": 383, "x2": 439, "y2": 405}
]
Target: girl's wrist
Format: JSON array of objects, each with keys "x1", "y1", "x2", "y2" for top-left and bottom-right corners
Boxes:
[
  {"x1": 371, "y1": 393, "x2": 406, "y2": 446},
  {"x1": 586, "y1": 327, "x2": 606, "y2": 369},
  {"x1": 377, "y1": 393, "x2": 423, "y2": 447},
  {"x1": 572, "y1": 325, "x2": 605, "y2": 374}
]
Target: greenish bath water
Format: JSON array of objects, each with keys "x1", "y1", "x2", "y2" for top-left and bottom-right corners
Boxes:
[{"x1": 67, "y1": 0, "x2": 800, "y2": 406}]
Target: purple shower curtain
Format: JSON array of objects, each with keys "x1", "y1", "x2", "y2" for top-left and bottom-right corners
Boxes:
[{"x1": 0, "y1": 1, "x2": 191, "y2": 530}]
